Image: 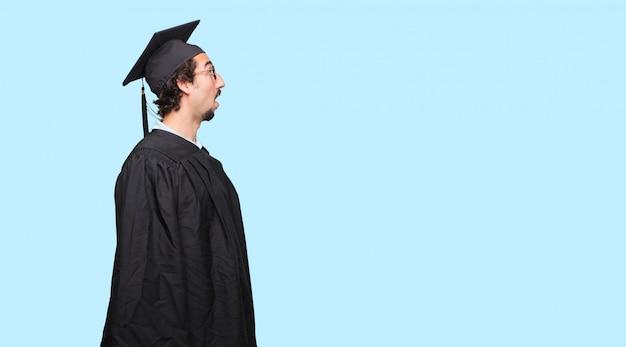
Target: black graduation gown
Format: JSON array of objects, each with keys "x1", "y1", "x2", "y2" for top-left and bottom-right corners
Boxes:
[{"x1": 102, "y1": 130, "x2": 256, "y2": 347}]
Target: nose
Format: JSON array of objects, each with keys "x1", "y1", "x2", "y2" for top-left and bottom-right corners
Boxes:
[{"x1": 216, "y1": 73, "x2": 225, "y2": 89}]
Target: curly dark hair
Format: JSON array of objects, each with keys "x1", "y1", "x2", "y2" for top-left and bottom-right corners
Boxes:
[{"x1": 154, "y1": 58, "x2": 197, "y2": 117}]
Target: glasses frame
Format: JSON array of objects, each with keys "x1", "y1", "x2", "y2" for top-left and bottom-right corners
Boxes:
[{"x1": 194, "y1": 67, "x2": 216, "y2": 79}]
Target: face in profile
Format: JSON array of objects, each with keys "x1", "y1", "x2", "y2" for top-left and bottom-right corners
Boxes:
[{"x1": 191, "y1": 53, "x2": 225, "y2": 122}]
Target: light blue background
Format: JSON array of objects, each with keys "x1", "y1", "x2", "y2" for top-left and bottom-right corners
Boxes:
[{"x1": 0, "y1": 0, "x2": 624, "y2": 346}]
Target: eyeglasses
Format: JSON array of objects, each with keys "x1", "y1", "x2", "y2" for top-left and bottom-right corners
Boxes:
[{"x1": 194, "y1": 68, "x2": 216, "y2": 79}]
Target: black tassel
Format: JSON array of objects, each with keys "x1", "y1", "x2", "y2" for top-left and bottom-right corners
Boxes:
[{"x1": 141, "y1": 86, "x2": 148, "y2": 137}]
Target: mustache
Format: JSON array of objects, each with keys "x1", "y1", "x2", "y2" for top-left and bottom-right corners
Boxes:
[{"x1": 216, "y1": 89, "x2": 222, "y2": 98}]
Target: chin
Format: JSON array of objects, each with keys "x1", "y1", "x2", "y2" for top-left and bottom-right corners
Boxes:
[{"x1": 203, "y1": 110, "x2": 215, "y2": 122}]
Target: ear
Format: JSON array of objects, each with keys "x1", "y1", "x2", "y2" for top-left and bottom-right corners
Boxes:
[{"x1": 176, "y1": 79, "x2": 193, "y2": 95}]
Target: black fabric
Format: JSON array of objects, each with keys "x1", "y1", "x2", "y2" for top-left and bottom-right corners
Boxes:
[
  {"x1": 123, "y1": 20, "x2": 203, "y2": 95},
  {"x1": 143, "y1": 39, "x2": 204, "y2": 96},
  {"x1": 102, "y1": 130, "x2": 256, "y2": 347}
]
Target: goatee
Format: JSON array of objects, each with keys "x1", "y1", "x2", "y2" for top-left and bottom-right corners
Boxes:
[{"x1": 203, "y1": 110, "x2": 215, "y2": 122}]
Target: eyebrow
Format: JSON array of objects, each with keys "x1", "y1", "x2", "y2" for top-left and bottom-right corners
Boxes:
[{"x1": 204, "y1": 61, "x2": 214, "y2": 69}]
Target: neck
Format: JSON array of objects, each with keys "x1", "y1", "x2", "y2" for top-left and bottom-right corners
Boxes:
[{"x1": 161, "y1": 111, "x2": 201, "y2": 143}]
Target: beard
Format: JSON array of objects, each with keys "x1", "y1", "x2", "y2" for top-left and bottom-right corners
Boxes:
[
  {"x1": 202, "y1": 109, "x2": 215, "y2": 122},
  {"x1": 203, "y1": 89, "x2": 220, "y2": 122}
]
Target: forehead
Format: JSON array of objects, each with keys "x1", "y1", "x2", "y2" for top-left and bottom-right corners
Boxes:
[{"x1": 193, "y1": 53, "x2": 212, "y2": 67}]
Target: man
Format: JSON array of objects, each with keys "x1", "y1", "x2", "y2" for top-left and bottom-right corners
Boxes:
[{"x1": 101, "y1": 20, "x2": 256, "y2": 346}]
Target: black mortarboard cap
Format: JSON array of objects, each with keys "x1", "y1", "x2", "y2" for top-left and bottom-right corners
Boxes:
[
  {"x1": 122, "y1": 20, "x2": 204, "y2": 136},
  {"x1": 123, "y1": 20, "x2": 204, "y2": 95}
]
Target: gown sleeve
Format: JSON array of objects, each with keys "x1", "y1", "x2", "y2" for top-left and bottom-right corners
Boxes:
[{"x1": 102, "y1": 148, "x2": 185, "y2": 346}]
